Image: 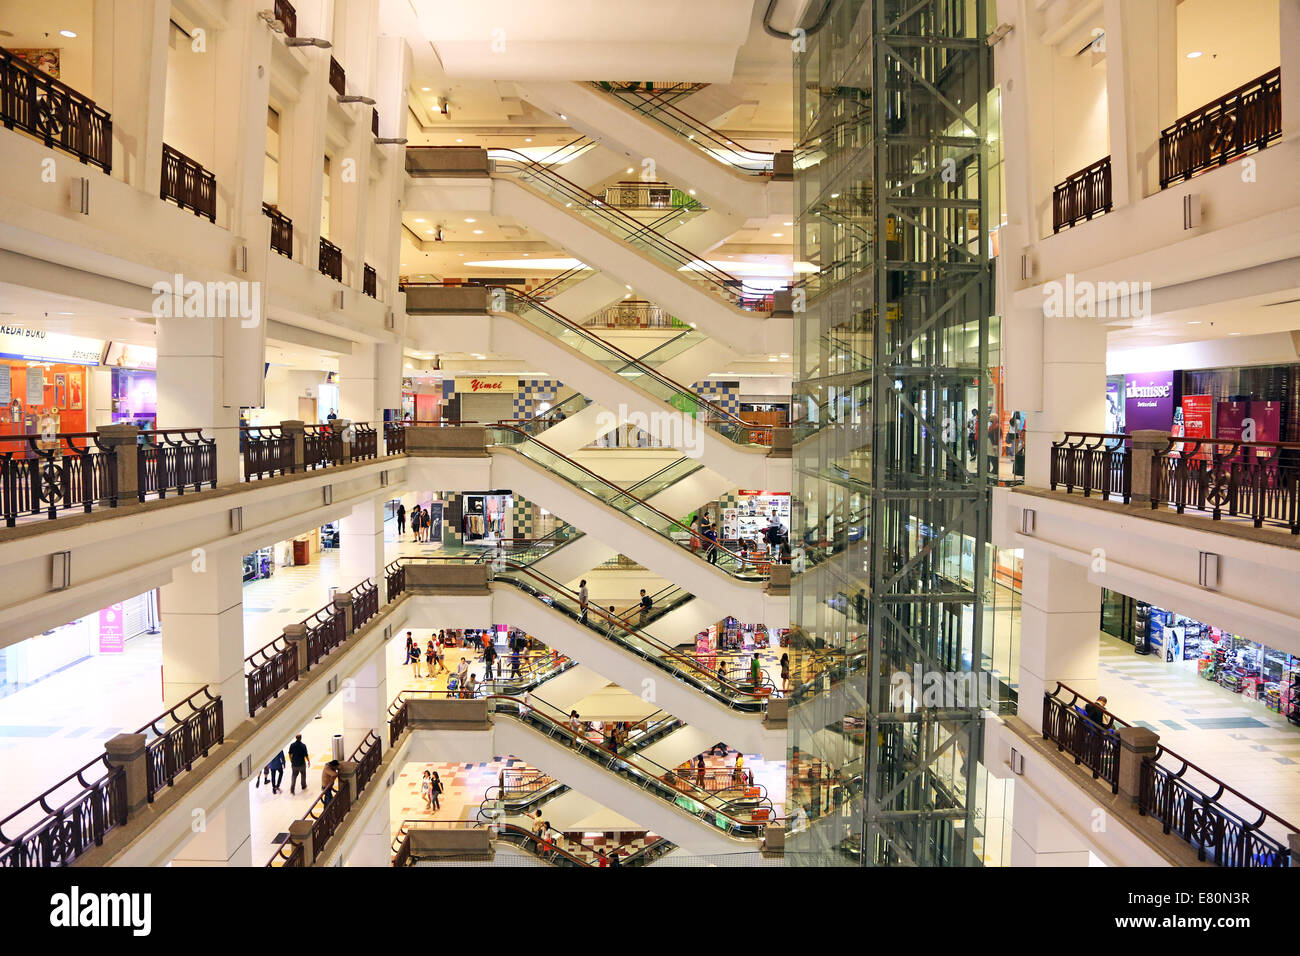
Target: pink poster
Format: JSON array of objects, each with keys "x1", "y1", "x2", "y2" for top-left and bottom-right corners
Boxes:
[
  {"x1": 1181, "y1": 395, "x2": 1213, "y2": 461},
  {"x1": 1215, "y1": 400, "x2": 1248, "y2": 463},
  {"x1": 98, "y1": 602, "x2": 125, "y2": 653}
]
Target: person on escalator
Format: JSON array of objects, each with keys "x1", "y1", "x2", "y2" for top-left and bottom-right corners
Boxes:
[
  {"x1": 578, "y1": 579, "x2": 590, "y2": 623},
  {"x1": 638, "y1": 589, "x2": 652, "y2": 627},
  {"x1": 695, "y1": 754, "x2": 706, "y2": 789},
  {"x1": 483, "y1": 640, "x2": 497, "y2": 677},
  {"x1": 568, "y1": 710, "x2": 583, "y2": 748},
  {"x1": 605, "y1": 606, "x2": 619, "y2": 639},
  {"x1": 509, "y1": 647, "x2": 522, "y2": 681},
  {"x1": 704, "y1": 526, "x2": 719, "y2": 565}
]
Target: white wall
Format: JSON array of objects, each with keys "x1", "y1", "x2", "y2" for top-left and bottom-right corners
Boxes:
[
  {"x1": 1177, "y1": 0, "x2": 1281, "y2": 114},
  {"x1": 1050, "y1": 48, "x2": 1109, "y2": 183}
]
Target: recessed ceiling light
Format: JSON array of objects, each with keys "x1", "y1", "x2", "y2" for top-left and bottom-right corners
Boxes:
[
  {"x1": 57, "y1": 311, "x2": 75, "y2": 315},
  {"x1": 525, "y1": 137, "x2": 533, "y2": 143},
  {"x1": 1186, "y1": 51, "x2": 1203, "y2": 59},
  {"x1": 1229, "y1": 331, "x2": 1241, "y2": 335},
  {"x1": 1187, "y1": 320, "x2": 1202, "y2": 325},
  {"x1": 473, "y1": 229, "x2": 484, "y2": 234},
  {"x1": 830, "y1": 193, "x2": 840, "y2": 198},
  {"x1": 772, "y1": 232, "x2": 784, "y2": 237},
  {"x1": 626, "y1": 168, "x2": 633, "y2": 174},
  {"x1": 464, "y1": 218, "x2": 476, "y2": 223},
  {"x1": 425, "y1": 230, "x2": 433, "y2": 234},
  {"x1": 784, "y1": 221, "x2": 793, "y2": 226},
  {"x1": 559, "y1": 114, "x2": 567, "y2": 120},
  {"x1": 455, "y1": 138, "x2": 463, "y2": 143},
  {"x1": 59, "y1": 29, "x2": 77, "y2": 38},
  {"x1": 421, "y1": 87, "x2": 431, "y2": 91},
  {"x1": 414, "y1": 218, "x2": 425, "y2": 223},
  {"x1": 689, "y1": 189, "x2": 696, "y2": 195}
]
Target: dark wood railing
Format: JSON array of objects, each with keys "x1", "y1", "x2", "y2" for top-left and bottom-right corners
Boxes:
[
  {"x1": 270, "y1": 838, "x2": 304, "y2": 867},
  {"x1": 0, "y1": 755, "x2": 127, "y2": 867},
  {"x1": 307, "y1": 776, "x2": 351, "y2": 861},
  {"x1": 1159, "y1": 67, "x2": 1282, "y2": 189},
  {"x1": 135, "y1": 686, "x2": 223, "y2": 800},
  {"x1": 1052, "y1": 155, "x2": 1111, "y2": 233},
  {"x1": 385, "y1": 558, "x2": 406, "y2": 603},
  {"x1": 1139, "y1": 744, "x2": 1296, "y2": 867},
  {"x1": 1, "y1": 432, "x2": 118, "y2": 527},
  {"x1": 1042, "y1": 683, "x2": 1126, "y2": 793},
  {"x1": 329, "y1": 57, "x2": 346, "y2": 97},
  {"x1": 391, "y1": 825, "x2": 412, "y2": 867},
  {"x1": 1153, "y1": 437, "x2": 1300, "y2": 534},
  {"x1": 1049, "y1": 432, "x2": 1130, "y2": 503},
  {"x1": 137, "y1": 429, "x2": 216, "y2": 501},
  {"x1": 161, "y1": 143, "x2": 216, "y2": 222},
  {"x1": 263, "y1": 202, "x2": 293, "y2": 258},
  {"x1": 0, "y1": 46, "x2": 112, "y2": 172},
  {"x1": 350, "y1": 422, "x2": 377, "y2": 460},
  {"x1": 304, "y1": 423, "x2": 344, "y2": 468},
  {"x1": 351, "y1": 578, "x2": 379, "y2": 629},
  {"x1": 241, "y1": 427, "x2": 296, "y2": 480},
  {"x1": 350, "y1": 731, "x2": 382, "y2": 796},
  {"x1": 319, "y1": 236, "x2": 343, "y2": 281},
  {"x1": 363, "y1": 262, "x2": 377, "y2": 298},
  {"x1": 304, "y1": 603, "x2": 347, "y2": 667},
  {"x1": 387, "y1": 696, "x2": 409, "y2": 748},
  {"x1": 384, "y1": 421, "x2": 406, "y2": 454},
  {"x1": 245, "y1": 636, "x2": 298, "y2": 717},
  {"x1": 274, "y1": 0, "x2": 297, "y2": 38}
]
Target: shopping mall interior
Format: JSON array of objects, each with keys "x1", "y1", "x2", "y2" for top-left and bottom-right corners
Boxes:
[{"x1": 0, "y1": 0, "x2": 1297, "y2": 881}]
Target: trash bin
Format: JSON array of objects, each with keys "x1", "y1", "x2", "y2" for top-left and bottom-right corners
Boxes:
[
  {"x1": 331, "y1": 734, "x2": 345, "y2": 761},
  {"x1": 293, "y1": 538, "x2": 310, "y2": 566}
]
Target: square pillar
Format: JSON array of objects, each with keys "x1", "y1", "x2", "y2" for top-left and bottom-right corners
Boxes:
[
  {"x1": 343, "y1": 645, "x2": 387, "y2": 750},
  {"x1": 1009, "y1": 785, "x2": 1091, "y2": 867},
  {"x1": 171, "y1": 793, "x2": 252, "y2": 867},
  {"x1": 156, "y1": 316, "x2": 241, "y2": 486},
  {"x1": 1024, "y1": 315, "x2": 1108, "y2": 488},
  {"x1": 347, "y1": 793, "x2": 393, "y2": 867},
  {"x1": 340, "y1": 497, "x2": 385, "y2": 589},
  {"x1": 1018, "y1": 551, "x2": 1101, "y2": 733},
  {"x1": 92, "y1": 0, "x2": 169, "y2": 188},
  {"x1": 160, "y1": 546, "x2": 245, "y2": 711}
]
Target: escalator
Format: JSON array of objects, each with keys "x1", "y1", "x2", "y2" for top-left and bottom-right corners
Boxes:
[
  {"x1": 485, "y1": 151, "x2": 789, "y2": 355},
  {"x1": 394, "y1": 819, "x2": 677, "y2": 867},
  {"x1": 515, "y1": 81, "x2": 790, "y2": 219}
]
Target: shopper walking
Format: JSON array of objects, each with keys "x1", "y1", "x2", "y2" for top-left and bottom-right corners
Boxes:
[
  {"x1": 267, "y1": 749, "x2": 286, "y2": 794},
  {"x1": 287, "y1": 734, "x2": 310, "y2": 795},
  {"x1": 509, "y1": 647, "x2": 522, "y2": 681},
  {"x1": 483, "y1": 640, "x2": 497, "y2": 676},
  {"x1": 605, "y1": 606, "x2": 619, "y2": 639},
  {"x1": 408, "y1": 635, "x2": 422, "y2": 678},
  {"x1": 430, "y1": 771, "x2": 443, "y2": 811},
  {"x1": 578, "y1": 579, "x2": 590, "y2": 624},
  {"x1": 396, "y1": 502, "x2": 406, "y2": 537},
  {"x1": 425, "y1": 639, "x2": 437, "y2": 679},
  {"x1": 780, "y1": 652, "x2": 791, "y2": 695},
  {"x1": 421, "y1": 769, "x2": 433, "y2": 810},
  {"x1": 689, "y1": 514, "x2": 701, "y2": 552}
]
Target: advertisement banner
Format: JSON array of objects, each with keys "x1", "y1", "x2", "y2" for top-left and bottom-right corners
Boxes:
[
  {"x1": 98, "y1": 603, "x2": 125, "y2": 653},
  {"x1": 454, "y1": 376, "x2": 516, "y2": 394},
  {"x1": 1249, "y1": 400, "x2": 1281, "y2": 462},
  {"x1": 1215, "y1": 399, "x2": 1248, "y2": 463},
  {"x1": 1105, "y1": 380, "x2": 1125, "y2": 434},
  {"x1": 1124, "y1": 370, "x2": 1179, "y2": 432},
  {"x1": 1181, "y1": 395, "x2": 1213, "y2": 460}
]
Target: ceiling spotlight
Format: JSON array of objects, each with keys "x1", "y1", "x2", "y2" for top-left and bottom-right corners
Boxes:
[
  {"x1": 1186, "y1": 50, "x2": 1203, "y2": 59},
  {"x1": 59, "y1": 29, "x2": 77, "y2": 38},
  {"x1": 473, "y1": 229, "x2": 484, "y2": 234},
  {"x1": 559, "y1": 113, "x2": 567, "y2": 120},
  {"x1": 464, "y1": 218, "x2": 476, "y2": 223},
  {"x1": 525, "y1": 137, "x2": 533, "y2": 143},
  {"x1": 414, "y1": 218, "x2": 426, "y2": 223}
]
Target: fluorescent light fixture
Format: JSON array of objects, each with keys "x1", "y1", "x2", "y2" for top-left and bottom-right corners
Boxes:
[
  {"x1": 1186, "y1": 50, "x2": 1203, "y2": 58},
  {"x1": 472, "y1": 229, "x2": 484, "y2": 234},
  {"x1": 59, "y1": 29, "x2": 77, "y2": 38},
  {"x1": 463, "y1": 257, "x2": 586, "y2": 269},
  {"x1": 464, "y1": 218, "x2": 476, "y2": 223}
]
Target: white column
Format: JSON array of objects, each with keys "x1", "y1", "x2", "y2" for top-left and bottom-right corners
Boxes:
[
  {"x1": 1017, "y1": 550, "x2": 1101, "y2": 734},
  {"x1": 160, "y1": 546, "x2": 245, "y2": 711},
  {"x1": 340, "y1": 496, "x2": 385, "y2": 588},
  {"x1": 92, "y1": 0, "x2": 169, "y2": 189},
  {"x1": 343, "y1": 645, "x2": 387, "y2": 749},
  {"x1": 1282, "y1": 0, "x2": 1300, "y2": 138},
  {"x1": 156, "y1": 315, "x2": 241, "y2": 486},
  {"x1": 1023, "y1": 314, "x2": 1108, "y2": 488},
  {"x1": 346, "y1": 799, "x2": 393, "y2": 867},
  {"x1": 171, "y1": 793, "x2": 253, "y2": 867},
  {"x1": 281, "y1": 0, "x2": 331, "y2": 266},
  {"x1": 1104, "y1": 0, "x2": 1177, "y2": 203},
  {"x1": 1009, "y1": 786, "x2": 1091, "y2": 867},
  {"x1": 339, "y1": 342, "x2": 379, "y2": 425}
]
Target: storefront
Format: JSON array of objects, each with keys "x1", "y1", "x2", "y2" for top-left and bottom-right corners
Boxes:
[
  {"x1": 1101, "y1": 590, "x2": 1300, "y2": 722},
  {"x1": 0, "y1": 325, "x2": 102, "y2": 439},
  {"x1": 453, "y1": 376, "x2": 517, "y2": 424},
  {"x1": 1106, "y1": 364, "x2": 1297, "y2": 444},
  {"x1": 721, "y1": 491, "x2": 790, "y2": 546},
  {"x1": 457, "y1": 491, "x2": 511, "y2": 545},
  {"x1": 0, "y1": 591, "x2": 157, "y2": 692},
  {"x1": 104, "y1": 341, "x2": 158, "y2": 427}
]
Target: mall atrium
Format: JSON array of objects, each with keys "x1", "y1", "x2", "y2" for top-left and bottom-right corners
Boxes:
[{"x1": 0, "y1": 0, "x2": 1297, "y2": 877}]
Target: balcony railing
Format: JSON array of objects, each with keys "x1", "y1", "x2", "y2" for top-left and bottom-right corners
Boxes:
[
  {"x1": 263, "y1": 202, "x2": 293, "y2": 258},
  {"x1": 1042, "y1": 683, "x2": 1125, "y2": 793},
  {"x1": 240, "y1": 427, "x2": 295, "y2": 480},
  {"x1": 245, "y1": 635, "x2": 298, "y2": 718},
  {"x1": 586, "y1": 300, "x2": 689, "y2": 329},
  {"x1": 1052, "y1": 155, "x2": 1111, "y2": 233},
  {"x1": 384, "y1": 421, "x2": 407, "y2": 454},
  {"x1": 371, "y1": 107, "x2": 379, "y2": 137},
  {"x1": 274, "y1": 0, "x2": 297, "y2": 38},
  {"x1": 329, "y1": 57, "x2": 346, "y2": 97},
  {"x1": 1049, "y1": 432, "x2": 1130, "y2": 503},
  {"x1": 363, "y1": 262, "x2": 377, "y2": 298},
  {"x1": 137, "y1": 429, "x2": 217, "y2": 501},
  {"x1": 0, "y1": 754, "x2": 127, "y2": 867},
  {"x1": 1159, "y1": 67, "x2": 1282, "y2": 189},
  {"x1": 1139, "y1": 743, "x2": 1296, "y2": 867},
  {"x1": 161, "y1": 143, "x2": 216, "y2": 222},
  {"x1": 135, "y1": 686, "x2": 224, "y2": 801},
  {"x1": 304, "y1": 423, "x2": 344, "y2": 468},
  {"x1": 0, "y1": 46, "x2": 112, "y2": 172},
  {"x1": 319, "y1": 236, "x2": 343, "y2": 281},
  {"x1": 1, "y1": 432, "x2": 118, "y2": 527}
]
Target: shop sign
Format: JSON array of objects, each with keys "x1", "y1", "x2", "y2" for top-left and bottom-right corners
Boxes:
[
  {"x1": 1180, "y1": 395, "x2": 1213, "y2": 459},
  {"x1": 1124, "y1": 370, "x2": 1179, "y2": 432},
  {"x1": 103, "y1": 341, "x2": 157, "y2": 370},
  {"x1": 0, "y1": 325, "x2": 103, "y2": 365},
  {"x1": 98, "y1": 603, "x2": 125, "y2": 653},
  {"x1": 456, "y1": 376, "x2": 516, "y2": 394}
]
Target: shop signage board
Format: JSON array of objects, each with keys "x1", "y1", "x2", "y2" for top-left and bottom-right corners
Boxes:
[
  {"x1": 455, "y1": 376, "x2": 516, "y2": 394},
  {"x1": 1123, "y1": 370, "x2": 1179, "y2": 432},
  {"x1": 98, "y1": 603, "x2": 125, "y2": 653},
  {"x1": 0, "y1": 325, "x2": 104, "y2": 365}
]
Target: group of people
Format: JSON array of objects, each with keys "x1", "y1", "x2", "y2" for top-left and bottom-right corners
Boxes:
[
  {"x1": 688, "y1": 510, "x2": 792, "y2": 566},
  {"x1": 404, "y1": 630, "x2": 528, "y2": 688},
  {"x1": 688, "y1": 512, "x2": 722, "y2": 564},
  {"x1": 528, "y1": 810, "x2": 623, "y2": 865},
  {"x1": 396, "y1": 502, "x2": 436, "y2": 542},
  {"x1": 256, "y1": 733, "x2": 341, "y2": 806},
  {"x1": 965, "y1": 406, "x2": 1025, "y2": 477},
  {"x1": 420, "y1": 769, "x2": 445, "y2": 811}
]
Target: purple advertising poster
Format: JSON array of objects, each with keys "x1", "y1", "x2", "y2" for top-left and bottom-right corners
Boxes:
[
  {"x1": 1216, "y1": 399, "x2": 1248, "y2": 464},
  {"x1": 1124, "y1": 370, "x2": 1179, "y2": 432},
  {"x1": 1105, "y1": 381, "x2": 1125, "y2": 434},
  {"x1": 1249, "y1": 400, "x2": 1281, "y2": 462},
  {"x1": 98, "y1": 602, "x2": 125, "y2": 653}
]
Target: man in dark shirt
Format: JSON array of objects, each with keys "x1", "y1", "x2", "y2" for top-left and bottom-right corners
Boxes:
[
  {"x1": 287, "y1": 734, "x2": 310, "y2": 794},
  {"x1": 638, "y1": 589, "x2": 652, "y2": 627},
  {"x1": 267, "y1": 750, "x2": 286, "y2": 794}
]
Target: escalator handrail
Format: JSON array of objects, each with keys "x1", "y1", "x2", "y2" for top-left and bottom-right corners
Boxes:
[
  {"x1": 592, "y1": 84, "x2": 776, "y2": 172},
  {"x1": 488, "y1": 149, "x2": 763, "y2": 300},
  {"x1": 483, "y1": 692, "x2": 769, "y2": 835},
  {"x1": 489, "y1": 561, "x2": 778, "y2": 703},
  {"x1": 485, "y1": 424, "x2": 759, "y2": 569},
  {"x1": 503, "y1": 289, "x2": 755, "y2": 430}
]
